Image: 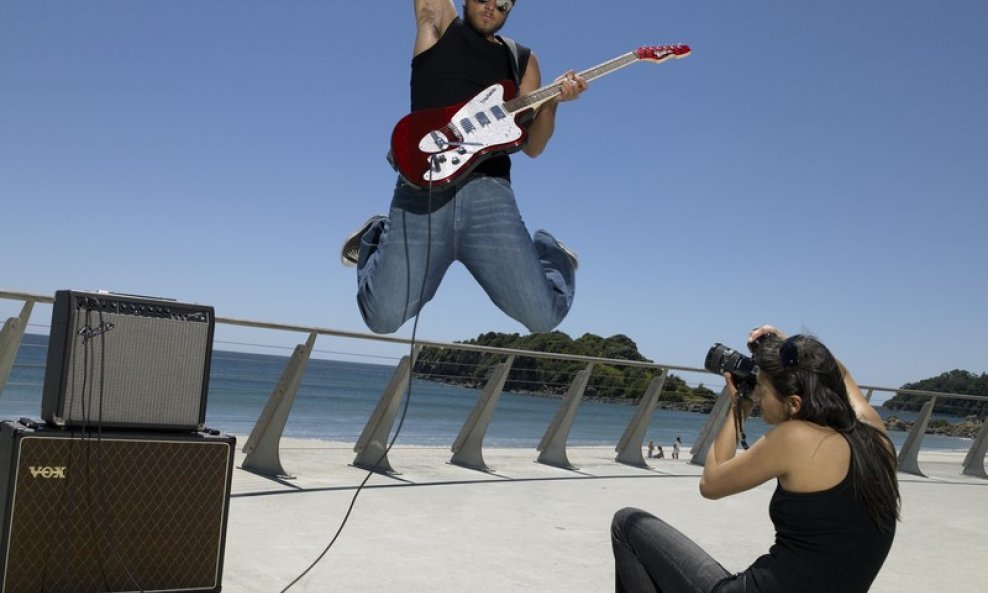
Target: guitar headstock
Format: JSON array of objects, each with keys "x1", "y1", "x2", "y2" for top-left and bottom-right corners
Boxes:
[{"x1": 635, "y1": 44, "x2": 692, "y2": 63}]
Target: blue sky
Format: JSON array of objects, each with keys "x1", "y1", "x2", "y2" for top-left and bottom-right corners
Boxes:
[{"x1": 2, "y1": 1, "x2": 986, "y2": 396}]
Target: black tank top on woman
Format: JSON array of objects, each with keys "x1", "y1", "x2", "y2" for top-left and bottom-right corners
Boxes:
[
  {"x1": 721, "y1": 456, "x2": 895, "y2": 593},
  {"x1": 410, "y1": 18, "x2": 523, "y2": 179}
]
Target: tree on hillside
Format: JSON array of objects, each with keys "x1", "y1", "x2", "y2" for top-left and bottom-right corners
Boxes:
[
  {"x1": 883, "y1": 369, "x2": 987, "y2": 418},
  {"x1": 414, "y1": 331, "x2": 715, "y2": 402}
]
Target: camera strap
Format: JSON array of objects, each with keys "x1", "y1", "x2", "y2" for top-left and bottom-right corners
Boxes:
[{"x1": 735, "y1": 404, "x2": 750, "y2": 450}]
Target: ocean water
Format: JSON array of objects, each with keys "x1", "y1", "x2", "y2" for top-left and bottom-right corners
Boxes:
[{"x1": 0, "y1": 334, "x2": 974, "y2": 451}]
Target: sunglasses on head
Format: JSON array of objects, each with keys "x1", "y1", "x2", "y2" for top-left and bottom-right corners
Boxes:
[{"x1": 472, "y1": 0, "x2": 514, "y2": 14}]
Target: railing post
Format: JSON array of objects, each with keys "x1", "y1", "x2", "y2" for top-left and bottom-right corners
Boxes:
[
  {"x1": 352, "y1": 346, "x2": 422, "y2": 474},
  {"x1": 615, "y1": 372, "x2": 667, "y2": 467},
  {"x1": 241, "y1": 331, "x2": 317, "y2": 478},
  {"x1": 537, "y1": 363, "x2": 594, "y2": 470},
  {"x1": 961, "y1": 420, "x2": 988, "y2": 479},
  {"x1": 689, "y1": 386, "x2": 733, "y2": 466},
  {"x1": 897, "y1": 397, "x2": 936, "y2": 477},
  {"x1": 450, "y1": 356, "x2": 515, "y2": 472},
  {"x1": 0, "y1": 300, "x2": 35, "y2": 396},
  {"x1": 864, "y1": 389, "x2": 874, "y2": 403}
]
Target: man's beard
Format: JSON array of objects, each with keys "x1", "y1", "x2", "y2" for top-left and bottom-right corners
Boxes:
[{"x1": 464, "y1": 7, "x2": 505, "y2": 36}]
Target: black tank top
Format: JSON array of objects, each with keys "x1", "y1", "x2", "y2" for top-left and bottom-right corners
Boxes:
[
  {"x1": 410, "y1": 18, "x2": 519, "y2": 179},
  {"x1": 728, "y1": 460, "x2": 895, "y2": 593}
]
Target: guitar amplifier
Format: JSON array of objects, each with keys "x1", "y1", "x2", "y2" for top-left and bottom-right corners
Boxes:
[
  {"x1": 0, "y1": 420, "x2": 235, "y2": 593},
  {"x1": 42, "y1": 290, "x2": 215, "y2": 431}
]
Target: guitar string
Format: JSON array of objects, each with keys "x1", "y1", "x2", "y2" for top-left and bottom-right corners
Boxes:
[
  {"x1": 507, "y1": 52, "x2": 641, "y2": 113},
  {"x1": 455, "y1": 45, "x2": 690, "y2": 116}
]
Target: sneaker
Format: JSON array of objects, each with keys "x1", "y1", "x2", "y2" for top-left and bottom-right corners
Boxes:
[
  {"x1": 556, "y1": 238, "x2": 579, "y2": 271},
  {"x1": 341, "y1": 215, "x2": 387, "y2": 268}
]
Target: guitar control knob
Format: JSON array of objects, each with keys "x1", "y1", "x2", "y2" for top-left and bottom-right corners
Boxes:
[{"x1": 457, "y1": 147, "x2": 467, "y2": 154}]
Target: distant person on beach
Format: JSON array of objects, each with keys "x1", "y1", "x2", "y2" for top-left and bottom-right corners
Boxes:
[
  {"x1": 340, "y1": 0, "x2": 587, "y2": 334},
  {"x1": 611, "y1": 325, "x2": 900, "y2": 593},
  {"x1": 656, "y1": 446, "x2": 664, "y2": 459},
  {"x1": 647, "y1": 440, "x2": 655, "y2": 458},
  {"x1": 672, "y1": 436, "x2": 681, "y2": 460}
]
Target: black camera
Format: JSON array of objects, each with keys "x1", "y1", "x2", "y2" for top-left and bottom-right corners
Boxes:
[{"x1": 704, "y1": 337, "x2": 765, "y2": 398}]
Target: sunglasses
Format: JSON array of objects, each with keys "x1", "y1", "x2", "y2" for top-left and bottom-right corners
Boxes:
[{"x1": 472, "y1": 0, "x2": 514, "y2": 15}]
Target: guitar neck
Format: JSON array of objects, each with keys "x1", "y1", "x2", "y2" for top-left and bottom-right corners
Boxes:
[{"x1": 504, "y1": 51, "x2": 640, "y2": 113}]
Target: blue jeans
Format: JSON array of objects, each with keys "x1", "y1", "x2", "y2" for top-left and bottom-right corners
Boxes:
[
  {"x1": 612, "y1": 508, "x2": 738, "y2": 593},
  {"x1": 356, "y1": 175, "x2": 576, "y2": 334}
]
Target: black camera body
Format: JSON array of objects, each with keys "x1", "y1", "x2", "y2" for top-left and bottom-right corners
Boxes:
[
  {"x1": 704, "y1": 336, "x2": 767, "y2": 398},
  {"x1": 704, "y1": 336, "x2": 770, "y2": 450}
]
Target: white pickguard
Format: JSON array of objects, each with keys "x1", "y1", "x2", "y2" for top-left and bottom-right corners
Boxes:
[{"x1": 416, "y1": 83, "x2": 524, "y2": 183}]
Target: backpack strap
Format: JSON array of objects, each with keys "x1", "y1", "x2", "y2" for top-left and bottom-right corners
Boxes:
[{"x1": 497, "y1": 35, "x2": 531, "y2": 86}]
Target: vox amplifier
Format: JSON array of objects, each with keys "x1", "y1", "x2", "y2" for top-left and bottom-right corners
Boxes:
[
  {"x1": 0, "y1": 420, "x2": 235, "y2": 593},
  {"x1": 42, "y1": 290, "x2": 215, "y2": 431}
]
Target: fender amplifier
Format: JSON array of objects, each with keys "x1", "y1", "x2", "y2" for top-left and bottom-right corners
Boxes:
[
  {"x1": 42, "y1": 290, "x2": 215, "y2": 431},
  {"x1": 0, "y1": 420, "x2": 235, "y2": 593}
]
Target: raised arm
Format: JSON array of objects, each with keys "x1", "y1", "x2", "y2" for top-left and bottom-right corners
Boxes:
[
  {"x1": 699, "y1": 376, "x2": 791, "y2": 499},
  {"x1": 747, "y1": 325, "x2": 887, "y2": 434},
  {"x1": 838, "y1": 360, "x2": 887, "y2": 434},
  {"x1": 413, "y1": 0, "x2": 457, "y2": 57}
]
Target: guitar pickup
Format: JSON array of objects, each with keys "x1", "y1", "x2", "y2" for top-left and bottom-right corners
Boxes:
[
  {"x1": 459, "y1": 119, "x2": 476, "y2": 134},
  {"x1": 475, "y1": 112, "x2": 491, "y2": 127},
  {"x1": 490, "y1": 106, "x2": 507, "y2": 120},
  {"x1": 430, "y1": 131, "x2": 449, "y2": 149}
]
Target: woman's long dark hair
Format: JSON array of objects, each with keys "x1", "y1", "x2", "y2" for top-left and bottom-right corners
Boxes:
[{"x1": 754, "y1": 334, "x2": 900, "y2": 530}]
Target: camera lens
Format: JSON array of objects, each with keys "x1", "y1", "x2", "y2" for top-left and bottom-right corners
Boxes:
[
  {"x1": 704, "y1": 343, "x2": 744, "y2": 375},
  {"x1": 704, "y1": 342, "x2": 759, "y2": 397}
]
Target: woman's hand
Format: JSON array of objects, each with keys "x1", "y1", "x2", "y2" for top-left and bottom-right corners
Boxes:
[
  {"x1": 723, "y1": 372, "x2": 755, "y2": 419},
  {"x1": 748, "y1": 324, "x2": 786, "y2": 348}
]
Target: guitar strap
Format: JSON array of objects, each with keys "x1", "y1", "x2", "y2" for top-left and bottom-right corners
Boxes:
[{"x1": 496, "y1": 35, "x2": 530, "y2": 86}]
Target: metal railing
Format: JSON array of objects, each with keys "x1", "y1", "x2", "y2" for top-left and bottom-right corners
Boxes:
[{"x1": 2, "y1": 289, "x2": 986, "y2": 479}]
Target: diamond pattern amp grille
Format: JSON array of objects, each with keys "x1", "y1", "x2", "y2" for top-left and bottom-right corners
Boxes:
[{"x1": 2, "y1": 433, "x2": 232, "y2": 593}]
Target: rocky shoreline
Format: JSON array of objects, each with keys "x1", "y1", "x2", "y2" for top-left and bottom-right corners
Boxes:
[
  {"x1": 426, "y1": 379, "x2": 984, "y2": 438},
  {"x1": 643, "y1": 400, "x2": 983, "y2": 439},
  {"x1": 882, "y1": 415, "x2": 984, "y2": 439}
]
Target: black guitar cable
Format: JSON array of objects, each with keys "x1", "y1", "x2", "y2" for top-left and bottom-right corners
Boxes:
[
  {"x1": 45, "y1": 306, "x2": 90, "y2": 591},
  {"x1": 278, "y1": 159, "x2": 438, "y2": 592},
  {"x1": 48, "y1": 300, "x2": 144, "y2": 592},
  {"x1": 89, "y1": 303, "x2": 146, "y2": 592},
  {"x1": 48, "y1": 302, "x2": 100, "y2": 591}
]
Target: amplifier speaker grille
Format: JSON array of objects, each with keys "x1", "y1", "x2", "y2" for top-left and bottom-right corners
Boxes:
[
  {"x1": 0, "y1": 427, "x2": 234, "y2": 593},
  {"x1": 43, "y1": 291, "x2": 214, "y2": 430}
]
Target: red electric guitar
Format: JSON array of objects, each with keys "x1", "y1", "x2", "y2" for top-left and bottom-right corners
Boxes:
[{"x1": 388, "y1": 44, "x2": 691, "y2": 190}]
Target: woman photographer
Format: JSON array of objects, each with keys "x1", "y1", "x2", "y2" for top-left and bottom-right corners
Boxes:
[{"x1": 611, "y1": 325, "x2": 900, "y2": 593}]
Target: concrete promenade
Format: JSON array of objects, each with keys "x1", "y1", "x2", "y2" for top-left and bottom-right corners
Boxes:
[{"x1": 222, "y1": 439, "x2": 986, "y2": 593}]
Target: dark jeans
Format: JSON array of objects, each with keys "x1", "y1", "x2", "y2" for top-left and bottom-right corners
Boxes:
[{"x1": 612, "y1": 507, "x2": 740, "y2": 593}]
